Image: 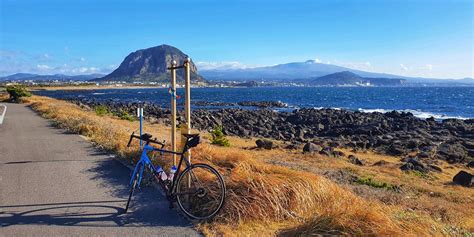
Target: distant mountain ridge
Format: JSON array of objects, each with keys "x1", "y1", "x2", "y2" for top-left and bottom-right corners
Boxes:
[
  {"x1": 201, "y1": 60, "x2": 474, "y2": 84},
  {"x1": 200, "y1": 60, "x2": 407, "y2": 81},
  {"x1": 96, "y1": 44, "x2": 206, "y2": 83},
  {"x1": 0, "y1": 73, "x2": 104, "y2": 81}
]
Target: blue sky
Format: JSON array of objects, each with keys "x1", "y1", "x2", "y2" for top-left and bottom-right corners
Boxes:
[{"x1": 0, "y1": 0, "x2": 472, "y2": 78}]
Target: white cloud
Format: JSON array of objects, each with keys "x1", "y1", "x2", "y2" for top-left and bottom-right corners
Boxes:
[
  {"x1": 37, "y1": 53, "x2": 53, "y2": 61},
  {"x1": 400, "y1": 64, "x2": 409, "y2": 71},
  {"x1": 37, "y1": 64, "x2": 107, "y2": 75},
  {"x1": 36, "y1": 64, "x2": 51, "y2": 70},
  {"x1": 79, "y1": 57, "x2": 86, "y2": 62},
  {"x1": 423, "y1": 64, "x2": 433, "y2": 70},
  {"x1": 332, "y1": 60, "x2": 373, "y2": 71},
  {"x1": 195, "y1": 61, "x2": 256, "y2": 70},
  {"x1": 70, "y1": 67, "x2": 100, "y2": 74},
  {"x1": 314, "y1": 58, "x2": 322, "y2": 63}
]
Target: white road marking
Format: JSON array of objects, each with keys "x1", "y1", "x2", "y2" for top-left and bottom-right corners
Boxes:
[{"x1": 0, "y1": 104, "x2": 7, "y2": 124}]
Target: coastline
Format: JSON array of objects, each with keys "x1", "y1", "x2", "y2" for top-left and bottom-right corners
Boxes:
[
  {"x1": 31, "y1": 86, "x2": 474, "y2": 120},
  {"x1": 66, "y1": 97, "x2": 473, "y2": 167}
]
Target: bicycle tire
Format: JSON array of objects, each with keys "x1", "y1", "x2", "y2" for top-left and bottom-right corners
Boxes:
[
  {"x1": 175, "y1": 163, "x2": 226, "y2": 220},
  {"x1": 124, "y1": 170, "x2": 140, "y2": 213}
]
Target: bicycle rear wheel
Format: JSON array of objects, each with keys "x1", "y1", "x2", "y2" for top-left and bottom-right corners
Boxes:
[
  {"x1": 124, "y1": 171, "x2": 139, "y2": 213},
  {"x1": 175, "y1": 163, "x2": 226, "y2": 220}
]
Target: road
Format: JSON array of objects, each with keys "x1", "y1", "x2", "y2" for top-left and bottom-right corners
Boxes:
[{"x1": 0, "y1": 103, "x2": 200, "y2": 236}]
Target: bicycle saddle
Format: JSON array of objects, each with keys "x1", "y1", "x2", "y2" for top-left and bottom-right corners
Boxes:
[
  {"x1": 182, "y1": 133, "x2": 199, "y2": 138},
  {"x1": 140, "y1": 133, "x2": 153, "y2": 140}
]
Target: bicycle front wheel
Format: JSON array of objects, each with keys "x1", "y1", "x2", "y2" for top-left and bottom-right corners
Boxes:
[{"x1": 175, "y1": 163, "x2": 226, "y2": 220}]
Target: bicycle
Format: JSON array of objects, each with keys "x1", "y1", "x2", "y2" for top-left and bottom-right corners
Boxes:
[{"x1": 123, "y1": 132, "x2": 226, "y2": 220}]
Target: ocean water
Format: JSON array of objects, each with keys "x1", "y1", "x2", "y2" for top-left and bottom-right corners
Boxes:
[{"x1": 34, "y1": 87, "x2": 474, "y2": 119}]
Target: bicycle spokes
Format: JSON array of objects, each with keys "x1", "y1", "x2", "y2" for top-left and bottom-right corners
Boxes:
[{"x1": 176, "y1": 164, "x2": 225, "y2": 219}]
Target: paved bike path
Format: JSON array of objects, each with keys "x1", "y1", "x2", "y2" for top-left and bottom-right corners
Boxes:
[{"x1": 0, "y1": 103, "x2": 199, "y2": 236}]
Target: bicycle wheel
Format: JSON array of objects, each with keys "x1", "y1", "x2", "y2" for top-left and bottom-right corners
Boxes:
[
  {"x1": 124, "y1": 171, "x2": 139, "y2": 213},
  {"x1": 175, "y1": 163, "x2": 226, "y2": 220}
]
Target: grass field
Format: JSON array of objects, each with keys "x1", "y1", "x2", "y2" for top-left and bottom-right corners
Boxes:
[{"x1": 22, "y1": 95, "x2": 473, "y2": 236}]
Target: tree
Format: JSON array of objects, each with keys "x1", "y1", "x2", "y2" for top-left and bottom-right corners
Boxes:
[{"x1": 6, "y1": 85, "x2": 31, "y2": 102}]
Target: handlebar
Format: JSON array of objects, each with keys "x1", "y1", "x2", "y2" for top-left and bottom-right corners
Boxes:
[{"x1": 127, "y1": 132, "x2": 165, "y2": 147}]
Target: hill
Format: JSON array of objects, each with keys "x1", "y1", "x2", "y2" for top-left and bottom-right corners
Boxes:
[
  {"x1": 96, "y1": 44, "x2": 207, "y2": 84},
  {"x1": 308, "y1": 71, "x2": 405, "y2": 86}
]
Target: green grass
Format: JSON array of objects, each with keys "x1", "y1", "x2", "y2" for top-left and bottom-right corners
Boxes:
[
  {"x1": 211, "y1": 125, "x2": 230, "y2": 147},
  {"x1": 94, "y1": 105, "x2": 109, "y2": 116},
  {"x1": 408, "y1": 170, "x2": 434, "y2": 180},
  {"x1": 355, "y1": 177, "x2": 397, "y2": 191},
  {"x1": 117, "y1": 110, "x2": 135, "y2": 121}
]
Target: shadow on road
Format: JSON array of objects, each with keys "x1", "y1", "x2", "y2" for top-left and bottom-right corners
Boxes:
[
  {"x1": 1, "y1": 143, "x2": 192, "y2": 229},
  {"x1": 0, "y1": 200, "x2": 126, "y2": 227}
]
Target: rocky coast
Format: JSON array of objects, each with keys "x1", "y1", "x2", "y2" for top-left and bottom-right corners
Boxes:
[{"x1": 69, "y1": 98, "x2": 473, "y2": 182}]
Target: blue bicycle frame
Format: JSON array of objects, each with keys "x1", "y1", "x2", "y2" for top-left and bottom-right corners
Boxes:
[
  {"x1": 129, "y1": 144, "x2": 158, "y2": 188},
  {"x1": 129, "y1": 143, "x2": 191, "y2": 191}
]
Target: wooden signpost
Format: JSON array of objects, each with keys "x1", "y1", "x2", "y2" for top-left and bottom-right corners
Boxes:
[{"x1": 168, "y1": 58, "x2": 192, "y2": 166}]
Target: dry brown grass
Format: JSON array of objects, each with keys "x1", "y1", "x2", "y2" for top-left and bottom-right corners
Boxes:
[{"x1": 23, "y1": 95, "x2": 473, "y2": 236}]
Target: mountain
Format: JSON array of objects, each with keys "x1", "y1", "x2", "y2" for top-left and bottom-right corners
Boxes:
[
  {"x1": 309, "y1": 71, "x2": 405, "y2": 86},
  {"x1": 200, "y1": 60, "x2": 473, "y2": 85},
  {"x1": 96, "y1": 44, "x2": 206, "y2": 84},
  {"x1": 0, "y1": 73, "x2": 104, "y2": 81},
  {"x1": 200, "y1": 60, "x2": 406, "y2": 81}
]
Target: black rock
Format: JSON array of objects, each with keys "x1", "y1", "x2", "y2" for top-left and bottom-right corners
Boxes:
[
  {"x1": 237, "y1": 101, "x2": 288, "y2": 108},
  {"x1": 348, "y1": 155, "x2": 365, "y2": 166},
  {"x1": 452, "y1": 171, "x2": 473, "y2": 187},
  {"x1": 333, "y1": 150, "x2": 345, "y2": 158},
  {"x1": 285, "y1": 143, "x2": 298, "y2": 150},
  {"x1": 256, "y1": 139, "x2": 273, "y2": 150},
  {"x1": 319, "y1": 147, "x2": 335, "y2": 157},
  {"x1": 400, "y1": 158, "x2": 428, "y2": 173},
  {"x1": 303, "y1": 142, "x2": 321, "y2": 153},
  {"x1": 400, "y1": 162, "x2": 414, "y2": 171},
  {"x1": 387, "y1": 143, "x2": 406, "y2": 156},
  {"x1": 372, "y1": 160, "x2": 390, "y2": 166},
  {"x1": 467, "y1": 161, "x2": 474, "y2": 168},
  {"x1": 437, "y1": 142, "x2": 467, "y2": 163},
  {"x1": 428, "y1": 164, "x2": 442, "y2": 173}
]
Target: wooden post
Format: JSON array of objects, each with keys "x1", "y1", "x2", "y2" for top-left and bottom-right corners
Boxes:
[
  {"x1": 184, "y1": 57, "x2": 192, "y2": 189},
  {"x1": 183, "y1": 57, "x2": 192, "y2": 165},
  {"x1": 170, "y1": 60, "x2": 177, "y2": 166}
]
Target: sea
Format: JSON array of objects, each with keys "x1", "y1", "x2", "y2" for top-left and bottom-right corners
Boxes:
[{"x1": 34, "y1": 86, "x2": 474, "y2": 120}]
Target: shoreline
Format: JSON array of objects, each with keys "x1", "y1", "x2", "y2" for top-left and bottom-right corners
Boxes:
[
  {"x1": 30, "y1": 86, "x2": 474, "y2": 120},
  {"x1": 66, "y1": 97, "x2": 473, "y2": 167}
]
